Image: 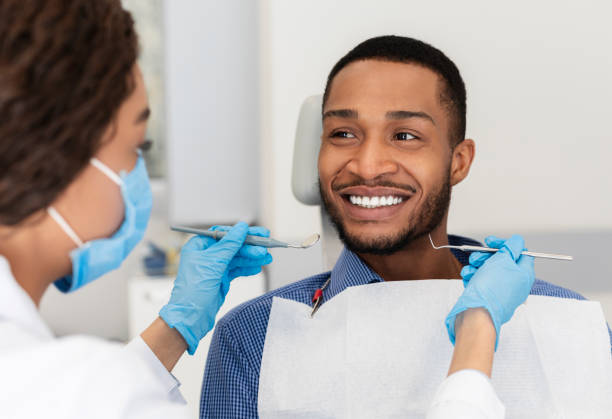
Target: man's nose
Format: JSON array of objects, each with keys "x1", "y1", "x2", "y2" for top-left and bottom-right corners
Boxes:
[{"x1": 346, "y1": 137, "x2": 398, "y2": 180}]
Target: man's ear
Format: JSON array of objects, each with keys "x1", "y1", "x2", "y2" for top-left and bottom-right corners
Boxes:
[{"x1": 450, "y1": 139, "x2": 475, "y2": 186}]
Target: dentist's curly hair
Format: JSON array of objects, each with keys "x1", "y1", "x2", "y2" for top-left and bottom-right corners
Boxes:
[{"x1": 0, "y1": 0, "x2": 139, "y2": 226}]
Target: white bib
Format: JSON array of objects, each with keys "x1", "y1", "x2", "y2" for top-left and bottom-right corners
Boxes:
[{"x1": 258, "y1": 280, "x2": 612, "y2": 418}]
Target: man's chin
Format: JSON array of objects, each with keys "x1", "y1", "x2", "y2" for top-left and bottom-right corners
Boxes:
[
  {"x1": 319, "y1": 175, "x2": 452, "y2": 256},
  {"x1": 337, "y1": 229, "x2": 415, "y2": 255}
]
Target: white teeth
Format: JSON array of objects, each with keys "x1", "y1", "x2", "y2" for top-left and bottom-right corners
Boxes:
[{"x1": 348, "y1": 195, "x2": 404, "y2": 208}]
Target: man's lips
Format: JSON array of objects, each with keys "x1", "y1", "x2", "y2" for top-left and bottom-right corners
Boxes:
[
  {"x1": 337, "y1": 186, "x2": 414, "y2": 198},
  {"x1": 334, "y1": 186, "x2": 416, "y2": 220}
]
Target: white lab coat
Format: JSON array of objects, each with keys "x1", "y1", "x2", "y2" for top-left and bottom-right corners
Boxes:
[
  {"x1": 0, "y1": 256, "x2": 190, "y2": 419},
  {"x1": 427, "y1": 369, "x2": 505, "y2": 418}
]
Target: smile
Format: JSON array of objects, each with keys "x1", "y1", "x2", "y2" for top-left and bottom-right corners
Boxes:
[{"x1": 348, "y1": 195, "x2": 403, "y2": 209}]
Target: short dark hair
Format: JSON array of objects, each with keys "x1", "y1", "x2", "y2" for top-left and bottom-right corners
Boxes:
[
  {"x1": 323, "y1": 35, "x2": 466, "y2": 146},
  {"x1": 0, "y1": 0, "x2": 139, "y2": 226}
]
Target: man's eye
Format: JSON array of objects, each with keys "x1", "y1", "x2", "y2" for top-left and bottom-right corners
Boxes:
[
  {"x1": 395, "y1": 132, "x2": 417, "y2": 141},
  {"x1": 331, "y1": 131, "x2": 355, "y2": 139}
]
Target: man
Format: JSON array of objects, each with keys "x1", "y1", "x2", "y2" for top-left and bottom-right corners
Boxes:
[{"x1": 200, "y1": 36, "x2": 611, "y2": 418}]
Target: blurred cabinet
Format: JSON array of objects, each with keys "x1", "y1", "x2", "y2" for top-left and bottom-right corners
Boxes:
[{"x1": 128, "y1": 273, "x2": 265, "y2": 417}]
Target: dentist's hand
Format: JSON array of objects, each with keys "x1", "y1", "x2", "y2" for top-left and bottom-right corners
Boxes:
[
  {"x1": 445, "y1": 235, "x2": 535, "y2": 349},
  {"x1": 159, "y1": 222, "x2": 273, "y2": 354}
]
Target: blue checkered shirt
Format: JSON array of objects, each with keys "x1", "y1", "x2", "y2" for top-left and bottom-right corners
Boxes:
[{"x1": 200, "y1": 235, "x2": 612, "y2": 418}]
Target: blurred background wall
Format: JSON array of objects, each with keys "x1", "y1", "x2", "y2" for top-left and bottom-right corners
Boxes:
[
  {"x1": 257, "y1": 0, "x2": 612, "y2": 315},
  {"x1": 37, "y1": 0, "x2": 611, "y2": 415}
]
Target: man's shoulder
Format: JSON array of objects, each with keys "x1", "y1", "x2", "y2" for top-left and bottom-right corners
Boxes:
[
  {"x1": 529, "y1": 279, "x2": 612, "y2": 349},
  {"x1": 216, "y1": 272, "x2": 331, "y2": 334},
  {"x1": 529, "y1": 279, "x2": 586, "y2": 301}
]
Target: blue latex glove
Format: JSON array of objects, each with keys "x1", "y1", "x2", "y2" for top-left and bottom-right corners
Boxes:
[
  {"x1": 159, "y1": 222, "x2": 273, "y2": 354},
  {"x1": 445, "y1": 235, "x2": 535, "y2": 350}
]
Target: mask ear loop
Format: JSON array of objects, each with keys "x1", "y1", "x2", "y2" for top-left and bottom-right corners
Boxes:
[
  {"x1": 90, "y1": 158, "x2": 123, "y2": 186},
  {"x1": 47, "y1": 158, "x2": 124, "y2": 249},
  {"x1": 49, "y1": 158, "x2": 128, "y2": 248},
  {"x1": 47, "y1": 207, "x2": 84, "y2": 247}
]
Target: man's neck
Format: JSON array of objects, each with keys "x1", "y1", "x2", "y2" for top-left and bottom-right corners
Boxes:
[{"x1": 358, "y1": 226, "x2": 462, "y2": 282}]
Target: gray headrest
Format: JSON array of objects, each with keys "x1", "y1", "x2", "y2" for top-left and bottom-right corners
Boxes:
[{"x1": 291, "y1": 95, "x2": 323, "y2": 206}]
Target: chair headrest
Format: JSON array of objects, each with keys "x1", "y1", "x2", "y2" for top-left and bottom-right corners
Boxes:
[{"x1": 291, "y1": 95, "x2": 323, "y2": 206}]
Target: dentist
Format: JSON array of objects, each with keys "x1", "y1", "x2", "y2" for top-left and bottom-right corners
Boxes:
[{"x1": 0, "y1": 1, "x2": 271, "y2": 417}]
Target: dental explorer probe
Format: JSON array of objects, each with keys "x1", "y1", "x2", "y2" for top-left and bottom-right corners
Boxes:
[
  {"x1": 429, "y1": 235, "x2": 573, "y2": 261},
  {"x1": 171, "y1": 226, "x2": 320, "y2": 249}
]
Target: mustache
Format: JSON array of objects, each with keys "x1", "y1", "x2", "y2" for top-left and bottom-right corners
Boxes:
[{"x1": 332, "y1": 179, "x2": 417, "y2": 194}]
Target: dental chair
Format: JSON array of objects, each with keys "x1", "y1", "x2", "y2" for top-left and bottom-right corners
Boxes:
[{"x1": 291, "y1": 95, "x2": 343, "y2": 270}]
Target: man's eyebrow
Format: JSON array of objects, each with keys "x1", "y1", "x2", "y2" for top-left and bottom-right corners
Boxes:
[
  {"x1": 322, "y1": 109, "x2": 358, "y2": 119},
  {"x1": 135, "y1": 107, "x2": 151, "y2": 124},
  {"x1": 386, "y1": 110, "x2": 435, "y2": 125}
]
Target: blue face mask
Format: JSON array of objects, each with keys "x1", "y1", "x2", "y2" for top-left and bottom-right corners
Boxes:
[{"x1": 48, "y1": 155, "x2": 153, "y2": 293}]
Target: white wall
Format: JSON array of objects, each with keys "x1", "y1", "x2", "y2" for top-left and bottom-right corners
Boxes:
[
  {"x1": 166, "y1": 0, "x2": 260, "y2": 226},
  {"x1": 259, "y1": 0, "x2": 612, "y2": 241}
]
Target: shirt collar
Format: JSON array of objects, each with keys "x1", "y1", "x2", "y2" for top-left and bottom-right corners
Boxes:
[
  {"x1": 327, "y1": 234, "x2": 481, "y2": 301},
  {"x1": 327, "y1": 248, "x2": 383, "y2": 300},
  {"x1": 0, "y1": 256, "x2": 54, "y2": 339}
]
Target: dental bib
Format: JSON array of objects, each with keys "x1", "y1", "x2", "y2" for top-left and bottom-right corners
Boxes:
[{"x1": 258, "y1": 280, "x2": 612, "y2": 418}]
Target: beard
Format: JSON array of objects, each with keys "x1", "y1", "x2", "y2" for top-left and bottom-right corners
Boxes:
[{"x1": 319, "y1": 171, "x2": 451, "y2": 255}]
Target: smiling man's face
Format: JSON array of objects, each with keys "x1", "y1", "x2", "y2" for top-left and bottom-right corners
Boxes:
[{"x1": 319, "y1": 59, "x2": 462, "y2": 254}]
